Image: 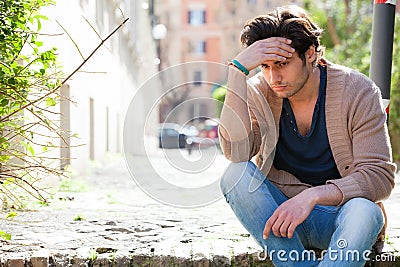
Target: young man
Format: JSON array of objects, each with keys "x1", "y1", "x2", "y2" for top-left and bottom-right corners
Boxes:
[{"x1": 219, "y1": 5, "x2": 396, "y2": 267}]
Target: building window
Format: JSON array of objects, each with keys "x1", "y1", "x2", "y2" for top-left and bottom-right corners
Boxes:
[
  {"x1": 194, "y1": 71, "x2": 202, "y2": 86},
  {"x1": 189, "y1": 40, "x2": 206, "y2": 54},
  {"x1": 188, "y1": 10, "x2": 206, "y2": 25}
]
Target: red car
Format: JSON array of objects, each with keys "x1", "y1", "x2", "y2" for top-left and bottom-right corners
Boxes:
[{"x1": 188, "y1": 119, "x2": 220, "y2": 149}]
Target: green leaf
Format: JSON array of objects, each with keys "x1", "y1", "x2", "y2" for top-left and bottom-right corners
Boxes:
[
  {"x1": 0, "y1": 231, "x2": 11, "y2": 240},
  {"x1": 21, "y1": 141, "x2": 35, "y2": 156},
  {"x1": 36, "y1": 18, "x2": 42, "y2": 31},
  {"x1": 0, "y1": 155, "x2": 10, "y2": 162},
  {"x1": 0, "y1": 99, "x2": 9, "y2": 106},
  {"x1": 43, "y1": 118, "x2": 50, "y2": 127},
  {"x1": 7, "y1": 77, "x2": 15, "y2": 85},
  {"x1": 5, "y1": 211, "x2": 17, "y2": 219},
  {"x1": 45, "y1": 97, "x2": 56, "y2": 107},
  {"x1": 73, "y1": 215, "x2": 85, "y2": 221}
]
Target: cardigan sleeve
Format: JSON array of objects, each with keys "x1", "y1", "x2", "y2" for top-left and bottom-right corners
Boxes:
[
  {"x1": 327, "y1": 76, "x2": 396, "y2": 204},
  {"x1": 218, "y1": 84, "x2": 262, "y2": 162}
]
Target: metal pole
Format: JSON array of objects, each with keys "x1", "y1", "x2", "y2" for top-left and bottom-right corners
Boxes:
[{"x1": 369, "y1": 0, "x2": 396, "y2": 116}]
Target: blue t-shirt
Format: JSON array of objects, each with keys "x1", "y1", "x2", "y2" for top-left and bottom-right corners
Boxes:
[{"x1": 273, "y1": 65, "x2": 341, "y2": 186}]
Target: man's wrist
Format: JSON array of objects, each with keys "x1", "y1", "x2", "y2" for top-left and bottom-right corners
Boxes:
[
  {"x1": 299, "y1": 187, "x2": 319, "y2": 206},
  {"x1": 306, "y1": 184, "x2": 343, "y2": 206},
  {"x1": 228, "y1": 59, "x2": 250, "y2": 76}
]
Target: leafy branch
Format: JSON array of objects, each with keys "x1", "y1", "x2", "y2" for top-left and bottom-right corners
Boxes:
[{"x1": 0, "y1": 0, "x2": 129, "y2": 212}]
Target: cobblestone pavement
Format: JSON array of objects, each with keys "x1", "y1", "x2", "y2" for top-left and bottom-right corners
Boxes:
[{"x1": 0, "y1": 148, "x2": 399, "y2": 266}]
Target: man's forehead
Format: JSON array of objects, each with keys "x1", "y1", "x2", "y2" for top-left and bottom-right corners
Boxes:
[{"x1": 262, "y1": 52, "x2": 300, "y2": 66}]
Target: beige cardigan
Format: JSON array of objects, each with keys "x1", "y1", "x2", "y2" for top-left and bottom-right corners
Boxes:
[{"x1": 219, "y1": 60, "x2": 396, "y2": 205}]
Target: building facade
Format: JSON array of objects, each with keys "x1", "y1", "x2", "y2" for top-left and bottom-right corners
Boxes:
[
  {"x1": 40, "y1": 0, "x2": 160, "y2": 172},
  {"x1": 155, "y1": 0, "x2": 303, "y2": 125}
]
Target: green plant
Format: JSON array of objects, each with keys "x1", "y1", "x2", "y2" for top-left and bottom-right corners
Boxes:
[
  {"x1": 388, "y1": 16, "x2": 400, "y2": 163},
  {"x1": 0, "y1": 0, "x2": 129, "y2": 210},
  {"x1": 58, "y1": 177, "x2": 88, "y2": 193},
  {"x1": 4, "y1": 211, "x2": 17, "y2": 219},
  {"x1": 0, "y1": 230, "x2": 11, "y2": 240},
  {"x1": 0, "y1": 211, "x2": 18, "y2": 240},
  {"x1": 212, "y1": 83, "x2": 227, "y2": 118},
  {"x1": 87, "y1": 248, "x2": 98, "y2": 266},
  {"x1": 73, "y1": 214, "x2": 85, "y2": 221},
  {"x1": 0, "y1": 0, "x2": 63, "y2": 208}
]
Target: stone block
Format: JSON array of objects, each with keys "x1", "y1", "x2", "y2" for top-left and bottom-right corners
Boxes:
[
  {"x1": 49, "y1": 253, "x2": 70, "y2": 267},
  {"x1": 29, "y1": 256, "x2": 48, "y2": 267},
  {"x1": 210, "y1": 255, "x2": 230, "y2": 267},
  {"x1": 168, "y1": 256, "x2": 192, "y2": 267},
  {"x1": 113, "y1": 255, "x2": 131, "y2": 267},
  {"x1": 250, "y1": 252, "x2": 274, "y2": 267},
  {"x1": 93, "y1": 256, "x2": 110, "y2": 267},
  {"x1": 193, "y1": 257, "x2": 210, "y2": 267},
  {"x1": 130, "y1": 254, "x2": 151, "y2": 267},
  {"x1": 4, "y1": 258, "x2": 24, "y2": 267},
  {"x1": 69, "y1": 256, "x2": 86, "y2": 267},
  {"x1": 233, "y1": 253, "x2": 250, "y2": 266},
  {"x1": 28, "y1": 250, "x2": 50, "y2": 267}
]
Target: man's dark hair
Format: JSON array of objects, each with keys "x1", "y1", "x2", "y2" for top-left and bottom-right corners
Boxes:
[{"x1": 240, "y1": 5, "x2": 324, "y2": 65}]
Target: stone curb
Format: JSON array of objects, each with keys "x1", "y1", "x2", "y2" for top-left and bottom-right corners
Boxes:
[
  {"x1": 1, "y1": 251, "x2": 399, "y2": 267},
  {"x1": 1, "y1": 252, "x2": 270, "y2": 267}
]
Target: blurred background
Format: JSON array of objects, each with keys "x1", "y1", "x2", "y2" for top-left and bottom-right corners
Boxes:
[
  {"x1": 15, "y1": 0, "x2": 400, "y2": 174},
  {"x1": 2, "y1": 1, "x2": 400, "y2": 259}
]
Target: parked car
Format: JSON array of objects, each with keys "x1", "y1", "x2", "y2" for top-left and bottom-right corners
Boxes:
[
  {"x1": 190, "y1": 119, "x2": 220, "y2": 148},
  {"x1": 158, "y1": 123, "x2": 198, "y2": 149}
]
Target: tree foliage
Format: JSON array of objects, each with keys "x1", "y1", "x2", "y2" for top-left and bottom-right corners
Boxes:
[
  {"x1": 304, "y1": 0, "x2": 373, "y2": 74},
  {"x1": 388, "y1": 15, "x2": 400, "y2": 163},
  {"x1": 305, "y1": 0, "x2": 400, "y2": 162},
  {"x1": 212, "y1": 83, "x2": 227, "y2": 117},
  {"x1": 0, "y1": 0, "x2": 63, "y2": 208}
]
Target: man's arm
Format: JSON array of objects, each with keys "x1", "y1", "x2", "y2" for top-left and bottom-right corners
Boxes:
[
  {"x1": 219, "y1": 67, "x2": 251, "y2": 142},
  {"x1": 219, "y1": 37, "x2": 294, "y2": 160},
  {"x1": 326, "y1": 78, "x2": 395, "y2": 204},
  {"x1": 263, "y1": 184, "x2": 342, "y2": 239}
]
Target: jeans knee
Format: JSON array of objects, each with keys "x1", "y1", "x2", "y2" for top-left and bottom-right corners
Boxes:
[
  {"x1": 220, "y1": 161, "x2": 255, "y2": 195},
  {"x1": 340, "y1": 198, "x2": 384, "y2": 232}
]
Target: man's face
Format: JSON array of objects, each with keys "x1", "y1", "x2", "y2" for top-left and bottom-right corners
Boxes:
[{"x1": 260, "y1": 52, "x2": 310, "y2": 99}]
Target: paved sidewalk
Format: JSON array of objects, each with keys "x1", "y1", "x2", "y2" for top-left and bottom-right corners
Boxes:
[{"x1": 0, "y1": 149, "x2": 399, "y2": 266}]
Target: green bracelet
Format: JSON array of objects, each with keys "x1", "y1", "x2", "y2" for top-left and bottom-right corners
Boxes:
[{"x1": 231, "y1": 59, "x2": 249, "y2": 76}]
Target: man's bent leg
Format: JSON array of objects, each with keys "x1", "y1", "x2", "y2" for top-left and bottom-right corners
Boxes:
[
  {"x1": 318, "y1": 198, "x2": 384, "y2": 267},
  {"x1": 220, "y1": 162, "x2": 318, "y2": 267}
]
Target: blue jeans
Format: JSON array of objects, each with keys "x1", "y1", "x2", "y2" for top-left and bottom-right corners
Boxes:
[{"x1": 220, "y1": 161, "x2": 384, "y2": 267}]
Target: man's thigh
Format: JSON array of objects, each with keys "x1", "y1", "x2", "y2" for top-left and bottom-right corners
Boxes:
[
  {"x1": 300, "y1": 204, "x2": 340, "y2": 249},
  {"x1": 299, "y1": 198, "x2": 383, "y2": 251}
]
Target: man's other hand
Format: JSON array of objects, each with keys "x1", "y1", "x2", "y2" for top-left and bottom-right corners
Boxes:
[
  {"x1": 263, "y1": 190, "x2": 315, "y2": 239},
  {"x1": 262, "y1": 184, "x2": 342, "y2": 239}
]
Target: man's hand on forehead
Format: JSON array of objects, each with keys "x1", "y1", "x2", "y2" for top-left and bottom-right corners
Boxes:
[{"x1": 234, "y1": 37, "x2": 294, "y2": 72}]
